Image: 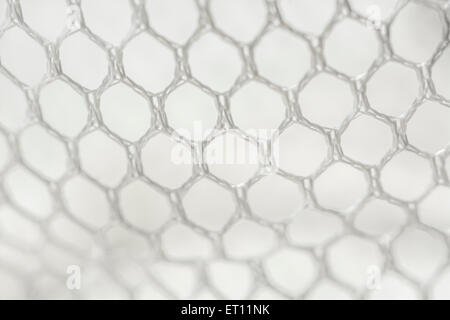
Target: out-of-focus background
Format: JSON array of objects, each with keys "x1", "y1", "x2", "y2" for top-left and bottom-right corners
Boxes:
[{"x1": 0, "y1": 0, "x2": 450, "y2": 299}]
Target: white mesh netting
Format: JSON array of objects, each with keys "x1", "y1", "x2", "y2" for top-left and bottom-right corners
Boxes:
[{"x1": 0, "y1": 0, "x2": 450, "y2": 300}]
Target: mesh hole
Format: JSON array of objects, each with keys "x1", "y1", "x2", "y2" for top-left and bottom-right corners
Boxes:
[
  {"x1": 59, "y1": 33, "x2": 109, "y2": 90},
  {"x1": 340, "y1": 114, "x2": 393, "y2": 165},
  {"x1": 210, "y1": 0, "x2": 266, "y2": 43},
  {"x1": 0, "y1": 74, "x2": 28, "y2": 131},
  {"x1": 63, "y1": 176, "x2": 110, "y2": 229},
  {"x1": 406, "y1": 101, "x2": 450, "y2": 154},
  {"x1": 39, "y1": 80, "x2": 88, "y2": 138},
  {"x1": 20, "y1": 0, "x2": 66, "y2": 41},
  {"x1": 81, "y1": 0, "x2": 131, "y2": 45},
  {"x1": 100, "y1": 83, "x2": 151, "y2": 142},
  {"x1": 207, "y1": 260, "x2": 253, "y2": 299},
  {"x1": 223, "y1": 219, "x2": 277, "y2": 259},
  {"x1": 78, "y1": 131, "x2": 128, "y2": 187},
  {"x1": 314, "y1": 162, "x2": 368, "y2": 211},
  {"x1": 188, "y1": 33, "x2": 242, "y2": 92},
  {"x1": 205, "y1": 132, "x2": 259, "y2": 185},
  {"x1": 248, "y1": 174, "x2": 304, "y2": 223},
  {"x1": 19, "y1": 125, "x2": 68, "y2": 180},
  {"x1": 324, "y1": 19, "x2": 378, "y2": 76},
  {"x1": 4, "y1": 166, "x2": 53, "y2": 219},
  {"x1": 0, "y1": 132, "x2": 10, "y2": 171},
  {"x1": 380, "y1": 151, "x2": 433, "y2": 202},
  {"x1": 254, "y1": 28, "x2": 311, "y2": 88},
  {"x1": 390, "y1": 3, "x2": 443, "y2": 63},
  {"x1": 274, "y1": 124, "x2": 329, "y2": 177},
  {"x1": 353, "y1": 199, "x2": 407, "y2": 237},
  {"x1": 165, "y1": 83, "x2": 218, "y2": 140},
  {"x1": 161, "y1": 223, "x2": 213, "y2": 260},
  {"x1": 366, "y1": 62, "x2": 419, "y2": 117},
  {"x1": 141, "y1": 133, "x2": 193, "y2": 189},
  {"x1": 230, "y1": 81, "x2": 286, "y2": 135},
  {"x1": 327, "y1": 235, "x2": 384, "y2": 290},
  {"x1": 146, "y1": 0, "x2": 199, "y2": 44},
  {"x1": 119, "y1": 180, "x2": 171, "y2": 232},
  {"x1": 287, "y1": 208, "x2": 343, "y2": 247},
  {"x1": 0, "y1": 27, "x2": 47, "y2": 85},
  {"x1": 183, "y1": 178, "x2": 235, "y2": 231},
  {"x1": 393, "y1": 227, "x2": 447, "y2": 283},
  {"x1": 264, "y1": 248, "x2": 318, "y2": 297},
  {"x1": 123, "y1": 33, "x2": 176, "y2": 93},
  {"x1": 299, "y1": 73, "x2": 354, "y2": 129},
  {"x1": 278, "y1": 0, "x2": 336, "y2": 35}
]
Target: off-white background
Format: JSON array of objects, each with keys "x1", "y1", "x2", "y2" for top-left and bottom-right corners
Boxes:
[{"x1": 0, "y1": 0, "x2": 450, "y2": 299}]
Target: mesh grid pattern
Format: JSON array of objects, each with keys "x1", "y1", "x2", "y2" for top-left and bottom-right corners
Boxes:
[{"x1": 1, "y1": 0, "x2": 450, "y2": 299}]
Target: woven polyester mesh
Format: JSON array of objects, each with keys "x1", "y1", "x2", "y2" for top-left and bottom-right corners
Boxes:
[{"x1": 0, "y1": 0, "x2": 450, "y2": 299}]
